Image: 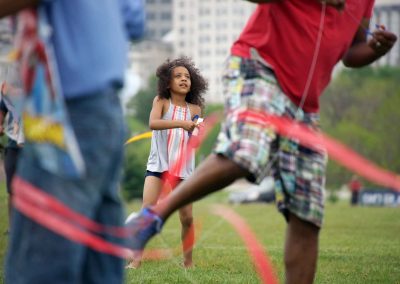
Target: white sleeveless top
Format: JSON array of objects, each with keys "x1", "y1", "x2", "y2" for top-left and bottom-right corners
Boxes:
[{"x1": 146, "y1": 100, "x2": 194, "y2": 179}]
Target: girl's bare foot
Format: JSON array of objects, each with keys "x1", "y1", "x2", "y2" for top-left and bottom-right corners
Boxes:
[
  {"x1": 125, "y1": 259, "x2": 141, "y2": 269},
  {"x1": 183, "y1": 260, "x2": 193, "y2": 268}
]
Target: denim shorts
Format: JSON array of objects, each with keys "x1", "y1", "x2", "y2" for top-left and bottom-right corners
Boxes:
[
  {"x1": 145, "y1": 170, "x2": 184, "y2": 182},
  {"x1": 6, "y1": 87, "x2": 126, "y2": 283},
  {"x1": 214, "y1": 56, "x2": 327, "y2": 227}
]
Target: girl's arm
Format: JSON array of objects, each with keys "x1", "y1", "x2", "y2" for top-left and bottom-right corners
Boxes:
[
  {"x1": 190, "y1": 104, "x2": 203, "y2": 135},
  {"x1": 149, "y1": 97, "x2": 196, "y2": 132},
  {"x1": 191, "y1": 104, "x2": 202, "y2": 121}
]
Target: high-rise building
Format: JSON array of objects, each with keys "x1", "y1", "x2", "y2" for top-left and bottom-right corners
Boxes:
[
  {"x1": 127, "y1": 0, "x2": 174, "y2": 91},
  {"x1": 173, "y1": 0, "x2": 255, "y2": 103},
  {"x1": 145, "y1": 0, "x2": 174, "y2": 40},
  {"x1": 0, "y1": 18, "x2": 13, "y2": 80},
  {"x1": 128, "y1": 37, "x2": 173, "y2": 88},
  {"x1": 373, "y1": 0, "x2": 400, "y2": 66}
]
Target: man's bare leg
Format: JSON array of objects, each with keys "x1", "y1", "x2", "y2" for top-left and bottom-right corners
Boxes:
[
  {"x1": 153, "y1": 154, "x2": 249, "y2": 220},
  {"x1": 284, "y1": 213, "x2": 320, "y2": 284}
]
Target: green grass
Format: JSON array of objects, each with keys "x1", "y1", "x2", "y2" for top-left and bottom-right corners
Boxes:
[
  {"x1": 1, "y1": 184, "x2": 399, "y2": 283},
  {"x1": 0, "y1": 183, "x2": 9, "y2": 284}
]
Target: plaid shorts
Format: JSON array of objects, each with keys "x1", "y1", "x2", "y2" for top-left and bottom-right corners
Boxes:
[{"x1": 214, "y1": 56, "x2": 327, "y2": 227}]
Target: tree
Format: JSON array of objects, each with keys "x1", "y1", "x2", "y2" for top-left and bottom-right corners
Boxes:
[
  {"x1": 320, "y1": 66, "x2": 400, "y2": 188},
  {"x1": 126, "y1": 76, "x2": 157, "y2": 125},
  {"x1": 122, "y1": 76, "x2": 158, "y2": 200}
]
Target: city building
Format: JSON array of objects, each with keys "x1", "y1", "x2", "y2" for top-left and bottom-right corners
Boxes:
[
  {"x1": 373, "y1": 0, "x2": 400, "y2": 66},
  {"x1": 145, "y1": 0, "x2": 173, "y2": 40},
  {"x1": 173, "y1": 0, "x2": 255, "y2": 103},
  {"x1": 0, "y1": 18, "x2": 13, "y2": 83},
  {"x1": 126, "y1": 0, "x2": 174, "y2": 93},
  {"x1": 128, "y1": 37, "x2": 173, "y2": 88}
]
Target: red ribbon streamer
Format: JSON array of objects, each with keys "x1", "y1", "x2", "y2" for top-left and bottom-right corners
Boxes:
[
  {"x1": 212, "y1": 205, "x2": 279, "y2": 284},
  {"x1": 10, "y1": 115, "x2": 219, "y2": 259},
  {"x1": 12, "y1": 183, "x2": 133, "y2": 259},
  {"x1": 12, "y1": 176, "x2": 131, "y2": 237},
  {"x1": 10, "y1": 108, "x2": 400, "y2": 282},
  {"x1": 237, "y1": 110, "x2": 400, "y2": 191}
]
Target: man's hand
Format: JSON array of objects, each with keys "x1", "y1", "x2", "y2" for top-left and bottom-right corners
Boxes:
[
  {"x1": 342, "y1": 21, "x2": 398, "y2": 67},
  {"x1": 368, "y1": 29, "x2": 398, "y2": 56},
  {"x1": 0, "y1": 0, "x2": 39, "y2": 18},
  {"x1": 318, "y1": 0, "x2": 345, "y2": 11}
]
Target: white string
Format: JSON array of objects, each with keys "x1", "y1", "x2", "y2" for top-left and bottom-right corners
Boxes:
[
  {"x1": 295, "y1": 3, "x2": 327, "y2": 118},
  {"x1": 260, "y1": 2, "x2": 328, "y2": 178}
]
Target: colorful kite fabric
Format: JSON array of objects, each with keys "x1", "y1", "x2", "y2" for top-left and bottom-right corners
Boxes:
[{"x1": 13, "y1": 8, "x2": 84, "y2": 177}]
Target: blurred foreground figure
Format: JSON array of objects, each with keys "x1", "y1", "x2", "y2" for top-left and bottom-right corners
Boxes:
[{"x1": 0, "y1": 0, "x2": 144, "y2": 283}]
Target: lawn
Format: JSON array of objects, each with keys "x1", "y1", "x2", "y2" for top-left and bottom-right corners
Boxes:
[{"x1": 1, "y1": 184, "x2": 399, "y2": 283}]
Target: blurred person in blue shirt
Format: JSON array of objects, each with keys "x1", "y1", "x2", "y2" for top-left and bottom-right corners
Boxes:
[{"x1": 0, "y1": 0, "x2": 145, "y2": 283}]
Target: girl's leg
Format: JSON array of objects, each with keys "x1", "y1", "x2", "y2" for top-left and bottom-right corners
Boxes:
[
  {"x1": 127, "y1": 175, "x2": 163, "y2": 268},
  {"x1": 142, "y1": 175, "x2": 164, "y2": 207},
  {"x1": 178, "y1": 203, "x2": 194, "y2": 268}
]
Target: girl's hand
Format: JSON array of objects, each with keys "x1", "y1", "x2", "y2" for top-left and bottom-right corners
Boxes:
[
  {"x1": 195, "y1": 120, "x2": 205, "y2": 133},
  {"x1": 181, "y1": 120, "x2": 197, "y2": 132}
]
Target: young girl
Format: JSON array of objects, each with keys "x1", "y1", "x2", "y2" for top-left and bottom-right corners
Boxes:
[{"x1": 127, "y1": 57, "x2": 207, "y2": 268}]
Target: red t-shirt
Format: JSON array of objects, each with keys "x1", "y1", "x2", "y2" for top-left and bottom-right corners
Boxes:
[
  {"x1": 231, "y1": 0, "x2": 374, "y2": 112},
  {"x1": 349, "y1": 180, "x2": 362, "y2": 192}
]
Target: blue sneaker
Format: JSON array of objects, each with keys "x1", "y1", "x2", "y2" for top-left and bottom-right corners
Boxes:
[{"x1": 126, "y1": 208, "x2": 164, "y2": 251}]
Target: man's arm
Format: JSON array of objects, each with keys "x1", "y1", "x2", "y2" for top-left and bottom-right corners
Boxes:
[
  {"x1": 0, "y1": 0, "x2": 39, "y2": 18},
  {"x1": 342, "y1": 18, "x2": 397, "y2": 67}
]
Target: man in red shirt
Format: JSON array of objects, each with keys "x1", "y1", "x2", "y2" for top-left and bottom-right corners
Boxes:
[
  {"x1": 349, "y1": 175, "x2": 362, "y2": 205},
  {"x1": 127, "y1": 1, "x2": 397, "y2": 283}
]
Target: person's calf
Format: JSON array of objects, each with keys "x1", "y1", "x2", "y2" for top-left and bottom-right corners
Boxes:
[
  {"x1": 181, "y1": 216, "x2": 194, "y2": 265},
  {"x1": 284, "y1": 213, "x2": 320, "y2": 284}
]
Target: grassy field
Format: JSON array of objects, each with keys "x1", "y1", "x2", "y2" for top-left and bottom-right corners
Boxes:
[{"x1": 1, "y1": 184, "x2": 399, "y2": 283}]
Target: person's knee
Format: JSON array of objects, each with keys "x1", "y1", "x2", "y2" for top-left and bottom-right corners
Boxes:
[
  {"x1": 289, "y1": 213, "x2": 320, "y2": 238},
  {"x1": 180, "y1": 215, "x2": 193, "y2": 229},
  {"x1": 285, "y1": 214, "x2": 320, "y2": 260}
]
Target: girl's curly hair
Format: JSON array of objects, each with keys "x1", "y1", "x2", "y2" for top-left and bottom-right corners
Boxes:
[{"x1": 156, "y1": 57, "x2": 208, "y2": 110}]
